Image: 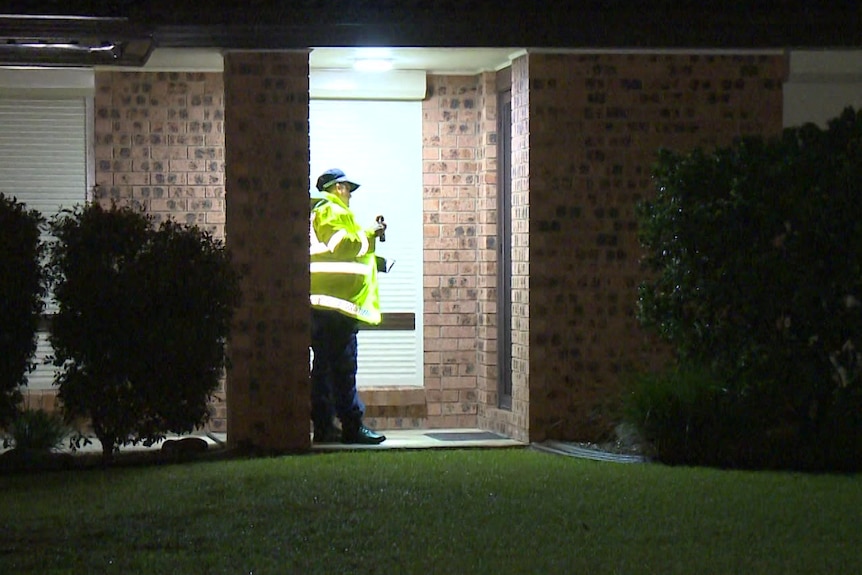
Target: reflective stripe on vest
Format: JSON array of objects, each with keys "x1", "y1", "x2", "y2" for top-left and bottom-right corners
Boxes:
[
  {"x1": 310, "y1": 261, "x2": 369, "y2": 275},
  {"x1": 310, "y1": 294, "x2": 381, "y2": 323}
]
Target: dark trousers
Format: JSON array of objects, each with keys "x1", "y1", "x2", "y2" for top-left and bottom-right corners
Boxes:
[{"x1": 310, "y1": 308, "x2": 365, "y2": 432}]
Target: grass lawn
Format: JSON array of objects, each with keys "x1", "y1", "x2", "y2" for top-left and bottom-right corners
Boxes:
[{"x1": 1, "y1": 447, "x2": 860, "y2": 574}]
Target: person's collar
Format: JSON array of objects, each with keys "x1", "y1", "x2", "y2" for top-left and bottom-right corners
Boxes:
[{"x1": 319, "y1": 189, "x2": 348, "y2": 208}]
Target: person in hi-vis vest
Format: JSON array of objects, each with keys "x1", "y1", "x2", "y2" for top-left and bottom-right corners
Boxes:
[{"x1": 309, "y1": 168, "x2": 387, "y2": 444}]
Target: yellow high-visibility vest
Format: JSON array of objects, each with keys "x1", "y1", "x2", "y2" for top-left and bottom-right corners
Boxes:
[{"x1": 309, "y1": 192, "x2": 381, "y2": 325}]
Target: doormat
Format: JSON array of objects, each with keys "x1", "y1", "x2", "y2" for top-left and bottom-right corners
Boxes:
[{"x1": 425, "y1": 431, "x2": 506, "y2": 442}]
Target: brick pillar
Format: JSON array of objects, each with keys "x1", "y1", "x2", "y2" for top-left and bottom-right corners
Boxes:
[{"x1": 223, "y1": 51, "x2": 311, "y2": 451}]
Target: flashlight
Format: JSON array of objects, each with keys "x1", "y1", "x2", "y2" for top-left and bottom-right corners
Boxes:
[{"x1": 376, "y1": 215, "x2": 386, "y2": 242}]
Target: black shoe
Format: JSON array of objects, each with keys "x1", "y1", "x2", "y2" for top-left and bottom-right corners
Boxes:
[
  {"x1": 313, "y1": 427, "x2": 342, "y2": 444},
  {"x1": 342, "y1": 424, "x2": 386, "y2": 445}
]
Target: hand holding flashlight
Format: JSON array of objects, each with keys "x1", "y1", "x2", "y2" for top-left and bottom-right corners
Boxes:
[{"x1": 375, "y1": 215, "x2": 386, "y2": 242}]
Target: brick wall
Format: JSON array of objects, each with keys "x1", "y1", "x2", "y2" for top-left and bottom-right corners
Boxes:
[
  {"x1": 362, "y1": 388, "x2": 427, "y2": 431},
  {"x1": 391, "y1": 71, "x2": 509, "y2": 435},
  {"x1": 508, "y1": 57, "x2": 532, "y2": 443},
  {"x1": 524, "y1": 52, "x2": 787, "y2": 442},
  {"x1": 93, "y1": 70, "x2": 229, "y2": 431},
  {"x1": 422, "y1": 75, "x2": 483, "y2": 428},
  {"x1": 474, "y1": 71, "x2": 509, "y2": 436},
  {"x1": 93, "y1": 58, "x2": 312, "y2": 448},
  {"x1": 80, "y1": 52, "x2": 789, "y2": 445},
  {"x1": 222, "y1": 51, "x2": 311, "y2": 450},
  {"x1": 94, "y1": 72, "x2": 226, "y2": 238}
]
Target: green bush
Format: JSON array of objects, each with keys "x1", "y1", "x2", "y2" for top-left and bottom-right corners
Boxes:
[
  {"x1": 2, "y1": 408, "x2": 68, "y2": 451},
  {"x1": 47, "y1": 203, "x2": 241, "y2": 460},
  {"x1": 0, "y1": 193, "x2": 46, "y2": 427},
  {"x1": 623, "y1": 365, "x2": 793, "y2": 469},
  {"x1": 636, "y1": 108, "x2": 862, "y2": 469}
]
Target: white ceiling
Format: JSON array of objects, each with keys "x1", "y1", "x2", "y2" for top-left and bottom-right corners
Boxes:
[{"x1": 139, "y1": 47, "x2": 519, "y2": 74}]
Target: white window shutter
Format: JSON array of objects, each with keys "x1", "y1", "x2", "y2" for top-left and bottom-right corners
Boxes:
[{"x1": 0, "y1": 97, "x2": 89, "y2": 390}]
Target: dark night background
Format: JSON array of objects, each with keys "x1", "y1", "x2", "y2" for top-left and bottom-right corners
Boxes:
[{"x1": 1, "y1": 1, "x2": 860, "y2": 49}]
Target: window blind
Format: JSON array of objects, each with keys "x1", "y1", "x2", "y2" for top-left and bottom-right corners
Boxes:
[{"x1": 0, "y1": 97, "x2": 89, "y2": 390}]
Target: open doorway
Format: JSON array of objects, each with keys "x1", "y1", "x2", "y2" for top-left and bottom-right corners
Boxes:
[
  {"x1": 309, "y1": 98, "x2": 424, "y2": 387},
  {"x1": 309, "y1": 48, "x2": 518, "y2": 425}
]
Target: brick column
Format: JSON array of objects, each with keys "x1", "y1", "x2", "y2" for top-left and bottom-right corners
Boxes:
[{"x1": 223, "y1": 51, "x2": 311, "y2": 451}]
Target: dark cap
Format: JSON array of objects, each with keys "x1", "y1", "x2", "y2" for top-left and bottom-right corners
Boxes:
[{"x1": 315, "y1": 168, "x2": 360, "y2": 192}]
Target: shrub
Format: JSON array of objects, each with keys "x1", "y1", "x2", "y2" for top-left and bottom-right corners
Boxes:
[
  {"x1": 636, "y1": 108, "x2": 862, "y2": 468},
  {"x1": 622, "y1": 365, "x2": 790, "y2": 468},
  {"x1": 2, "y1": 408, "x2": 68, "y2": 451},
  {"x1": 47, "y1": 203, "x2": 241, "y2": 460},
  {"x1": 0, "y1": 193, "x2": 45, "y2": 427}
]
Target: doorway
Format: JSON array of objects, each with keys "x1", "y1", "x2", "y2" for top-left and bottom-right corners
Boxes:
[{"x1": 309, "y1": 99, "x2": 424, "y2": 387}]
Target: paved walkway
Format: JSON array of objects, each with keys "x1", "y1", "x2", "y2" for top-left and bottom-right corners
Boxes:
[
  {"x1": 312, "y1": 428, "x2": 525, "y2": 451},
  {"x1": 0, "y1": 428, "x2": 524, "y2": 457},
  {"x1": 4, "y1": 429, "x2": 647, "y2": 464}
]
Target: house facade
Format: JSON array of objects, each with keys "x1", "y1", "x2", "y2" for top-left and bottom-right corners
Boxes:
[{"x1": 3, "y1": 2, "x2": 861, "y2": 450}]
